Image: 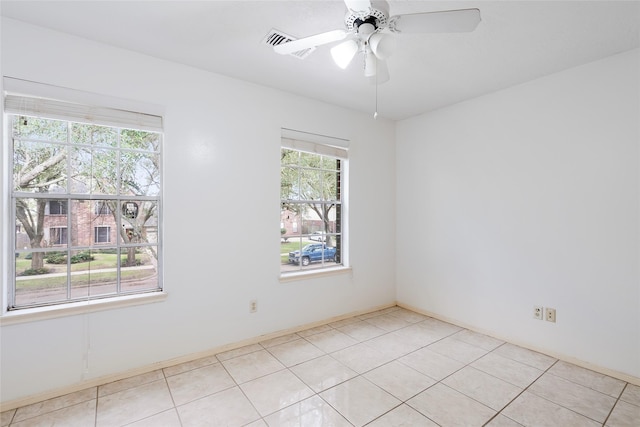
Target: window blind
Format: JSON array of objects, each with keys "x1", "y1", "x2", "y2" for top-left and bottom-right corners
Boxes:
[
  {"x1": 281, "y1": 128, "x2": 348, "y2": 159},
  {"x1": 5, "y1": 94, "x2": 163, "y2": 132}
]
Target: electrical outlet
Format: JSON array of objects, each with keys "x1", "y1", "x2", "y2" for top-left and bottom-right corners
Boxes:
[
  {"x1": 545, "y1": 307, "x2": 556, "y2": 323},
  {"x1": 250, "y1": 300, "x2": 258, "y2": 313},
  {"x1": 533, "y1": 306, "x2": 543, "y2": 320}
]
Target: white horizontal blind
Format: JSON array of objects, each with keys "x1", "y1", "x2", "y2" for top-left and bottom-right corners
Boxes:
[
  {"x1": 5, "y1": 94, "x2": 163, "y2": 132},
  {"x1": 281, "y1": 128, "x2": 348, "y2": 159}
]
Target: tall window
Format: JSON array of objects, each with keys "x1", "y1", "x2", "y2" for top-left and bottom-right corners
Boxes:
[
  {"x1": 6, "y1": 92, "x2": 163, "y2": 310},
  {"x1": 280, "y1": 132, "x2": 347, "y2": 274}
]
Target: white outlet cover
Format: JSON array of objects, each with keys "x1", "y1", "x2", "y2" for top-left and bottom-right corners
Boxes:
[{"x1": 533, "y1": 306, "x2": 543, "y2": 320}]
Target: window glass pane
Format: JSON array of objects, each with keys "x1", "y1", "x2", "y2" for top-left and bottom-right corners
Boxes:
[
  {"x1": 120, "y1": 247, "x2": 159, "y2": 293},
  {"x1": 121, "y1": 129, "x2": 160, "y2": 151},
  {"x1": 299, "y1": 151, "x2": 320, "y2": 168},
  {"x1": 299, "y1": 169, "x2": 322, "y2": 200},
  {"x1": 71, "y1": 199, "x2": 116, "y2": 246},
  {"x1": 281, "y1": 148, "x2": 299, "y2": 166},
  {"x1": 94, "y1": 200, "x2": 114, "y2": 216},
  {"x1": 69, "y1": 146, "x2": 91, "y2": 194},
  {"x1": 71, "y1": 250, "x2": 117, "y2": 298},
  {"x1": 280, "y1": 166, "x2": 299, "y2": 200},
  {"x1": 120, "y1": 201, "x2": 158, "y2": 244},
  {"x1": 323, "y1": 171, "x2": 338, "y2": 201},
  {"x1": 120, "y1": 151, "x2": 160, "y2": 196},
  {"x1": 321, "y1": 156, "x2": 338, "y2": 171},
  {"x1": 15, "y1": 198, "x2": 68, "y2": 250},
  {"x1": 71, "y1": 123, "x2": 117, "y2": 146},
  {"x1": 12, "y1": 116, "x2": 67, "y2": 142},
  {"x1": 92, "y1": 148, "x2": 119, "y2": 195},
  {"x1": 15, "y1": 250, "x2": 69, "y2": 307},
  {"x1": 300, "y1": 212, "x2": 317, "y2": 238},
  {"x1": 13, "y1": 140, "x2": 67, "y2": 193},
  {"x1": 282, "y1": 239, "x2": 304, "y2": 271}
]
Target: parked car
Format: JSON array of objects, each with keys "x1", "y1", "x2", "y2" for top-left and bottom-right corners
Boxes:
[
  {"x1": 309, "y1": 231, "x2": 326, "y2": 242},
  {"x1": 289, "y1": 243, "x2": 336, "y2": 266}
]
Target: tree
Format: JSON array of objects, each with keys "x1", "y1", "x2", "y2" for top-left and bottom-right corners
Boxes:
[
  {"x1": 13, "y1": 117, "x2": 68, "y2": 269},
  {"x1": 76, "y1": 127, "x2": 160, "y2": 267},
  {"x1": 12, "y1": 117, "x2": 160, "y2": 269},
  {"x1": 280, "y1": 149, "x2": 340, "y2": 246}
]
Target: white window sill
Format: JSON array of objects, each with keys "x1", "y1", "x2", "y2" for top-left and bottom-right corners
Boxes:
[
  {"x1": 279, "y1": 266, "x2": 352, "y2": 283},
  {"x1": 0, "y1": 292, "x2": 168, "y2": 326}
]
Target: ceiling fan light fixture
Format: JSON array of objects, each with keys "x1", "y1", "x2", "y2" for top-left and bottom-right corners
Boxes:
[
  {"x1": 364, "y1": 48, "x2": 377, "y2": 77},
  {"x1": 369, "y1": 33, "x2": 395, "y2": 59},
  {"x1": 331, "y1": 39, "x2": 359, "y2": 69},
  {"x1": 358, "y1": 22, "x2": 376, "y2": 37}
]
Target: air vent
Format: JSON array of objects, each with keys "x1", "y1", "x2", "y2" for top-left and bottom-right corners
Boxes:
[{"x1": 263, "y1": 29, "x2": 315, "y2": 59}]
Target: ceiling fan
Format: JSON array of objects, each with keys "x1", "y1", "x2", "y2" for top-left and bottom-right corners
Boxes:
[{"x1": 273, "y1": 0, "x2": 481, "y2": 83}]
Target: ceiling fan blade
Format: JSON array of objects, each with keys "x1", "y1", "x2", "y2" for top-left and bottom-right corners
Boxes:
[
  {"x1": 273, "y1": 29, "x2": 348, "y2": 55},
  {"x1": 343, "y1": 0, "x2": 371, "y2": 13},
  {"x1": 391, "y1": 8, "x2": 481, "y2": 33}
]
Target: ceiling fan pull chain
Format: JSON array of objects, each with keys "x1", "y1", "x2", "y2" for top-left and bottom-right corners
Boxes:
[{"x1": 374, "y1": 65, "x2": 379, "y2": 119}]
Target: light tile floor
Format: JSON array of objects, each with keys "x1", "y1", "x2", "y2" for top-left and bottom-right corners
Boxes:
[{"x1": 2, "y1": 306, "x2": 639, "y2": 426}]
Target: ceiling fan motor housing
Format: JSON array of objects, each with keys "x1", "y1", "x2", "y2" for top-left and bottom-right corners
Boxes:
[{"x1": 345, "y1": 5, "x2": 388, "y2": 32}]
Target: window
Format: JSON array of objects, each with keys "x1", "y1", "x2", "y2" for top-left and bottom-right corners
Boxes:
[
  {"x1": 280, "y1": 131, "x2": 348, "y2": 274},
  {"x1": 49, "y1": 227, "x2": 68, "y2": 245},
  {"x1": 94, "y1": 201, "x2": 112, "y2": 215},
  {"x1": 6, "y1": 90, "x2": 163, "y2": 310},
  {"x1": 48, "y1": 200, "x2": 67, "y2": 215},
  {"x1": 94, "y1": 226, "x2": 111, "y2": 243}
]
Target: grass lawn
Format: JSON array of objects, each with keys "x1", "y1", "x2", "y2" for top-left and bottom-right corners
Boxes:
[
  {"x1": 16, "y1": 269, "x2": 154, "y2": 290},
  {"x1": 280, "y1": 240, "x2": 308, "y2": 263},
  {"x1": 15, "y1": 252, "x2": 149, "y2": 274}
]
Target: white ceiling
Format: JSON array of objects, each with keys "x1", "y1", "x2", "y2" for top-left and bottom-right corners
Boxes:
[{"x1": 1, "y1": 1, "x2": 639, "y2": 120}]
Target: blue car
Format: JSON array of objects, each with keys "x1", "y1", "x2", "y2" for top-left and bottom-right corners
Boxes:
[{"x1": 289, "y1": 244, "x2": 336, "y2": 266}]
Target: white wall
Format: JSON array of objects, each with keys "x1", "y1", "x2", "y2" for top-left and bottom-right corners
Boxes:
[
  {"x1": 0, "y1": 18, "x2": 397, "y2": 403},
  {"x1": 397, "y1": 49, "x2": 640, "y2": 379}
]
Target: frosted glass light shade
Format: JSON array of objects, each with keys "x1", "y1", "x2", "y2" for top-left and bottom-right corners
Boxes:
[
  {"x1": 331, "y1": 40, "x2": 359, "y2": 69},
  {"x1": 364, "y1": 49, "x2": 377, "y2": 77},
  {"x1": 369, "y1": 33, "x2": 395, "y2": 59}
]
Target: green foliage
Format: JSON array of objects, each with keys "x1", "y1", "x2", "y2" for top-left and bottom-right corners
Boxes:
[
  {"x1": 45, "y1": 252, "x2": 67, "y2": 264},
  {"x1": 280, "y1": 148, "x2": 339, "y2": 234},
  {"x1": 46, "y1": 251, "x2": 95, "y2": 265},
  {"x1": 13, "y1": 116, "x2": 67, "y2": 141},
  {"x1": 71, "y1": 123, "x2": 118, "y2": 146},
  {"x1": 20, "y1": 267, "x2": 50, "y2": 276},
  {"x1": 71, "y1": 252, "x2": 94, "y2": 263}
]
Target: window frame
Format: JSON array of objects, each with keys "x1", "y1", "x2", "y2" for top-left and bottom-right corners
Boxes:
[
  {"x1": 280, "y1": 130, "x2": 349, "y2": 277},
  {"x1": 4, "y1": 85, "x2": 164, "y2": 313},
  {"x1": 94, "y1": 225, "x2": 111, "y2": 244}
]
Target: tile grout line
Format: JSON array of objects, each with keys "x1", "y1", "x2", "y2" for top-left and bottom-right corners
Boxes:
[
  {"x1": 160, "y1": 367, "x2": 184, "y2": 427},
  {"x1": 601, "y1": 382, "x2": 629, "y2": 427},
  {"x1": 480, "y1": 354, "x2": 556, "y2": 426}
]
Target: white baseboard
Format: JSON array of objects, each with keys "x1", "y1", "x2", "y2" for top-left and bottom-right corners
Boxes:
[
  {"x1": 0, "y1": 302, "x2": 396, "y2": 411},
  {"x1": 396, "y1": 301, "x2": 640, "y2": 387}
]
